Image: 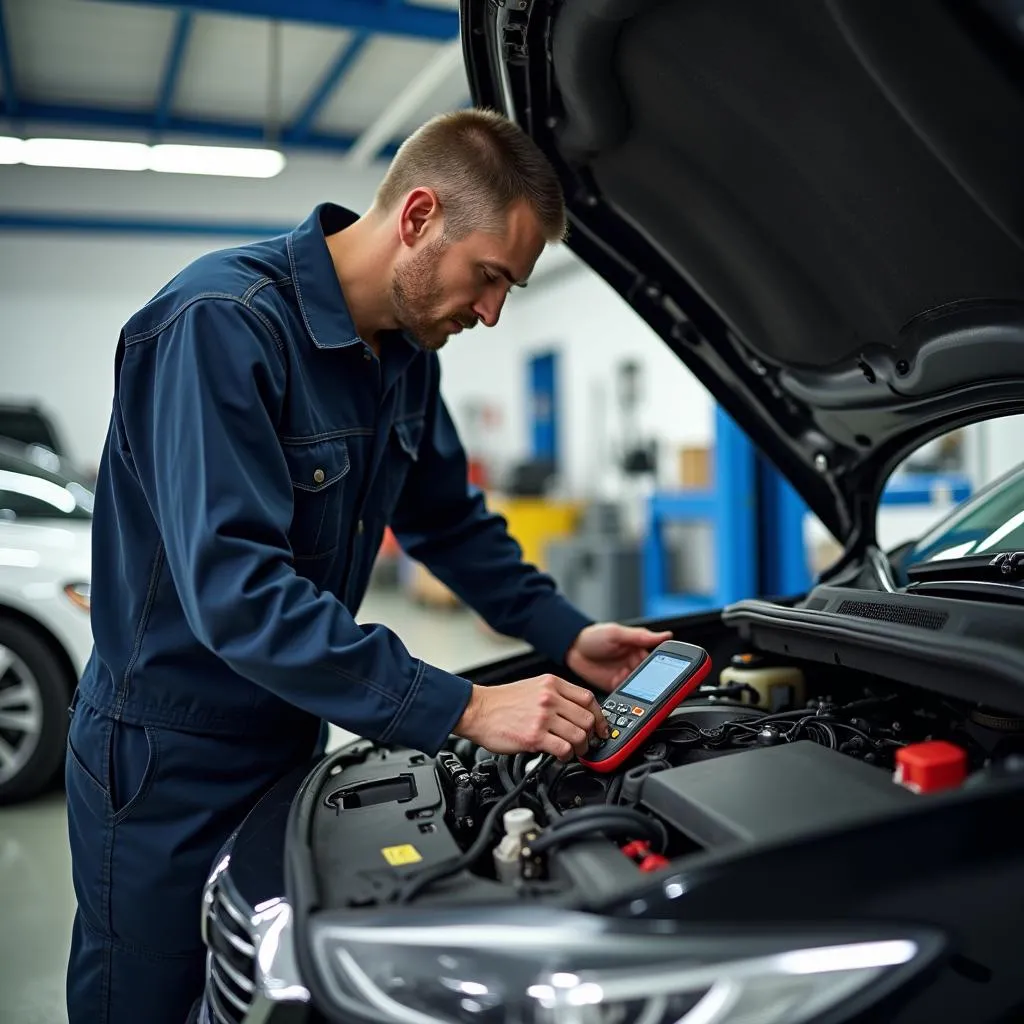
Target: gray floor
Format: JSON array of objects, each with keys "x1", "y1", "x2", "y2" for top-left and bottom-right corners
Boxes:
[{"x1": 0, "y1": 589, "x2": 522, "y2": 1024}]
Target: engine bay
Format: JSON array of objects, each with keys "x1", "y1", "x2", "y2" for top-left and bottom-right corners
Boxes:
[{"x1": 308, "y1": 643, "x2": 1024, "y2": 914}]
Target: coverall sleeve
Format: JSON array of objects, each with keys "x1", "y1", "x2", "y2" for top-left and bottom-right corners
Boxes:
[
  {"x1": 118, "y1": 298, "x2": 472, "y2": 755},
  {"x1": 390, "y1": 355, "x2": 593, "y2": 663}
]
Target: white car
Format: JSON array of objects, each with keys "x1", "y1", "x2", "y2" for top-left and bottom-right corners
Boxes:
[{"x1": 0, "y1": 440, "x2": 93, "y2": 803}]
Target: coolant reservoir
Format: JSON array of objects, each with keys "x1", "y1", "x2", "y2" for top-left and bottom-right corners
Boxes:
[{"x1": 493, "y1": 808, "x2": 537, "y2": 882}]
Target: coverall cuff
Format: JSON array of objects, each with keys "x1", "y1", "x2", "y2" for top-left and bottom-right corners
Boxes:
[
  {"x1": 520, "y1": 593, "x2": 594, "y2": 665},
  {"x1": 387, "y1": 661, "x2": 474, "y2": 756}
]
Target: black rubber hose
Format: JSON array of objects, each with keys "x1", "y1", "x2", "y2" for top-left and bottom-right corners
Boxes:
[
  {"x1": 549, "y1": 802, "x2": 661, "y2": 831},
  {"x1": 395, "y1": 755, "x2": 555, "y2": 904},
  {"x1": 606, "y1": 773, "x2": 624, "y2": 805},
  {"x1": 497, "y1": 754, "x2": 515, "y2": 795},
  {"x1": 536, "y1": 780, "x2": 561, "y2": 821},
  {"x1": 547, "y1": 805, "x2": 669, "y2": 851},
  {"x1": 525, "y1": 814, "x2": 667, "y2": 857},
  {"x1": 512, "y1": 753, "x2": 531, "y2": 785}
]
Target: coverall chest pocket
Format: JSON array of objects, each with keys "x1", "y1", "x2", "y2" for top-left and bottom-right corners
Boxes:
[
  {"x1": 383, "y1": 416, "x2": 425, "y2": 515},
  {"x1": 282, "y1": 436, "x2": 352, "y2": 561}
]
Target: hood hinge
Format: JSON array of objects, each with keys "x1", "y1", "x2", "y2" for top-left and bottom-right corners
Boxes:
[{"x1": 492, "y1": 0, "x2": 533, "y2": 60}]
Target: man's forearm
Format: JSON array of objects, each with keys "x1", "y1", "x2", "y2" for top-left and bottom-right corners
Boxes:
[{"x1": 392, "y1": 487, "x2": 592, "y2": 663}]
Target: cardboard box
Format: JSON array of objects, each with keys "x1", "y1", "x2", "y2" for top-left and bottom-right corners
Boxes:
[
  {"x1": 810, "y1": 537, "x2": 844, "y2": 575},
  {"x1": 678, "y1": 446, "x2": 711, "y2": 489}
]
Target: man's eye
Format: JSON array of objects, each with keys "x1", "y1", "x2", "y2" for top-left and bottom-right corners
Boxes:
[{"x1": 481, "y1": 268, "x2": 497, "y2": 283}]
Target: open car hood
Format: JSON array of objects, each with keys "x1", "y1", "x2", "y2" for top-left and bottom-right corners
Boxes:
[{"x1": 461, "y1": 0, "x2": 1024, "y2": 546}]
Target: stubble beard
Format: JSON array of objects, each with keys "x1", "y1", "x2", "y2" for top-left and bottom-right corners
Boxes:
[{"x1": 391, "y1": 240, "x2": 454, "y2": 352}]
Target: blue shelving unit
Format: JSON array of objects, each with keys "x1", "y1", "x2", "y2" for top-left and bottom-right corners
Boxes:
[
  {"x1": 757, "y1": 458, "x2": 814, "y2": 596},
  {"x1": 642, "y1": 406, "x2": 757, "y2": 616},
  {"x1": 642, "y1": 409, "x2": 973, "y2": 616}
]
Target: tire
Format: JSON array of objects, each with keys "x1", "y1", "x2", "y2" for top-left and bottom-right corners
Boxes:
[{"x1": 0, "y1": 617, "x2": 73, "y2": 804}]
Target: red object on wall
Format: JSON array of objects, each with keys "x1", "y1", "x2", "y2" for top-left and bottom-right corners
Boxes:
[{"x1": 467, "y1": 458, "x2": 489, "y2": 488}]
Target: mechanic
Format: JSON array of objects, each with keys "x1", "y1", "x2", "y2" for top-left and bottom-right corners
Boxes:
[{"x1": 64, "y1": 107, "x2": 671, "y2": 1024}]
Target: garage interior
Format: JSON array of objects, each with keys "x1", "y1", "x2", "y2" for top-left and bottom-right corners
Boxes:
[{"x1": 2, "y1": 2, "x2": 1024, "y2": 1023}]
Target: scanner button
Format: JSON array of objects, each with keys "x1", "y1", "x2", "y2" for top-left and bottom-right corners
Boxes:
[
  {"x1": 611, "y1": 729, "x2": 620, "y2": 739},
  {"x1": 617, "y1": 703, "x2": 629, "y2": 713},
  {"x1": 603, "y1": 698, "x2": 617, "y2": 709},
  {"x1": 631, "y1": 707, "x2": 645, "y2": 717},
  {"x1": 616, "y1": 716, "x2": 630, "y2": 727}
]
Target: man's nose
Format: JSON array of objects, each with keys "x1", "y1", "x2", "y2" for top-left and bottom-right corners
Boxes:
[{"x1": 472, "y1": 291, "x2": 506, "y2": 328}]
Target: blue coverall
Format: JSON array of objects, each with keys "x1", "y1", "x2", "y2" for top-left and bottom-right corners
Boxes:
[{"x1": 65, "y1": 203, "x2": 591, "y2": 1024}]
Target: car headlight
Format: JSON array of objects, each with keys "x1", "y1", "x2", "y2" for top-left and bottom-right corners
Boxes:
[
  {"x1": 63, "y1": 582, "x2": 91, "y2": 612},
  {"x1": 308, "y1": 906, "x2": 941, "y2": 1024}
]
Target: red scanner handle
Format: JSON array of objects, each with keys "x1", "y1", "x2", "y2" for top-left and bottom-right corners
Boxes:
[{"x1": 579, "y1": 654, "x2": 712, "y2": 773}]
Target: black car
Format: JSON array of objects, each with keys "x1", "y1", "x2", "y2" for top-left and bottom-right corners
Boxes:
[{"x1": 197, "y1": 2, "x2": 1024, "y2": 1023}]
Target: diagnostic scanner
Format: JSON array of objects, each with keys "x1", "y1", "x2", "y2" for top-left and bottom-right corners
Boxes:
[{"x1": 580, "y1": 640, "x2": 712, "y2": 772}]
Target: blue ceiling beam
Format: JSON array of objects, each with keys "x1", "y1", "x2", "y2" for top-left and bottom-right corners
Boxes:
[
  {"x1": 290, "y1": 31, "x2": 369, "y2": 142},
  {"x1": 5, "y1": 101, "x2": 402, "y2": 158},
  {"x1": 154, "y1": 11, "x2": 193, "y2": 130},
  {"x1": 0, "y1": 0, "x2": 18, "y2": 117},
  {"x1": 88, "y1": 0, "x2": 459, "y2": 40},
  {"x1": 0, "y1": 211, "x2": 296, "y2": 239}
]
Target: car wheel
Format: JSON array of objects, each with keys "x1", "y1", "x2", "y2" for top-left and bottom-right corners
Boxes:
[{"x1": 0, "y1": 618, "x2": 72, "y2": 804}]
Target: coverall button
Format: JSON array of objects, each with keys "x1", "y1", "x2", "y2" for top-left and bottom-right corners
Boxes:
[{"x1": 313, "y1": 468, "x2": 325, "y2": 485}]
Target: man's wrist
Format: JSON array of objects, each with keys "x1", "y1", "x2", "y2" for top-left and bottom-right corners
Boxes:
[{"x1": 454, "y1": 684, "x2": 484, "y2": 739}]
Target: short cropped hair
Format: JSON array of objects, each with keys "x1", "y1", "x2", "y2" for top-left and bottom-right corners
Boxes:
[{"x1": 373, "y1": 107, "x2": 567, "y2": 243}]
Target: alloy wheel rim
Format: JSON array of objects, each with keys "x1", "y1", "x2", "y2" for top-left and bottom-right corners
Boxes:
[{"x1": 0, "y1": 645, "x2": 44, "y2": 785}]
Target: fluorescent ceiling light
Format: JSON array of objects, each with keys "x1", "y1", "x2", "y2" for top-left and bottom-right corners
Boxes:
[
  {"x1": 150, "y1": 143, "x2": 285, "y2": 179},
  {"x1": 0, "y1": 137, "x2": 23, "y2": 163},
  {"x1": 22, "y1": 137, "x2": 151, "y2": 171},
  {"x1": 0, "y1": 136, "x2": 285, "y2": 178}
]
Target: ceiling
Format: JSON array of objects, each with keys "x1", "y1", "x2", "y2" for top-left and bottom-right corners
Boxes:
[{"x1": 0, "y1": 0, "x2": 471, "y2": 162}]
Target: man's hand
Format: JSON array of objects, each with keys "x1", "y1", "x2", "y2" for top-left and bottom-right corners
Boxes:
[
  {"x1": 454, "y1": 675, "x2": 611, "y2": 761},
  {"x1": 566, "y1": 623, "x2": 674, "y2": 692}
]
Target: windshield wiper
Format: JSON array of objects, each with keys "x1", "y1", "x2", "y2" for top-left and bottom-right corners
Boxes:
[
  {"x1": 906, "y1": 579, "x2": 1024, "y2": 605},
  {"x1": 906, "y1": 551, "x2": 1024, "y2": 584}
]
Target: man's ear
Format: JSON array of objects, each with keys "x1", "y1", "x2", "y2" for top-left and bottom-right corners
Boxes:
[{"x1": 397, "y1": 188, "x2": 442, "y2": 248}]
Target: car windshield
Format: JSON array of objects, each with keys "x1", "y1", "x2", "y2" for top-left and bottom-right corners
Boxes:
[
  {"x1": 0, "y1": 447, "x2": 93, "y2": 522},
  {"x1": 904, "y1": 462, "x2": 1024, "y2": 570}
]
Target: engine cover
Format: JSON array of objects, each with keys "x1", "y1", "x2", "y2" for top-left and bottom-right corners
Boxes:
[
  {"x1": 312, "y1": 748, "x2": 516, "y2": 909},
  {"x1": 640, "y1": 740, "x2": 916, "y2": 851}
]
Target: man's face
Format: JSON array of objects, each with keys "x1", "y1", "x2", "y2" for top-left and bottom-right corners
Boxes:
[{"x1": 391, "y1": 199, "x2": 546, "y2": 351}]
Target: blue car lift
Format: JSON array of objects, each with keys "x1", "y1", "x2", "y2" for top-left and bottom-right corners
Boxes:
[{"x1": 642, "y1": 407, "x2": 972, "y2": 616}]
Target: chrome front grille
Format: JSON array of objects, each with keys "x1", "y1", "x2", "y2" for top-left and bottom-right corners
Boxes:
[{"x1": 204, "y1": 884, "x2": 256, "y2": 1024}]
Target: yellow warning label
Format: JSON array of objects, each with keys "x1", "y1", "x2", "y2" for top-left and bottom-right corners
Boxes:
[{"x1": 381, "y1": 844, "x2": 423, "y2": 866}]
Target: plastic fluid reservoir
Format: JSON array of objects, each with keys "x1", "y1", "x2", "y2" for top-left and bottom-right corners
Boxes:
[
  {"x1": 720, "y1": 653, "x2": 806, "y2": 710},
  {"x1": 493, "y1": 808, "x2": 536, "y2": 883}
]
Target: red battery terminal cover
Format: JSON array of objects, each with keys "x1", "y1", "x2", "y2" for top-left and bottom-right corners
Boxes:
[
  {"x1": 620, "y1": 839, "x2": 669, "y2": 872},
  {"x1": 638, "y1": 853, "x2": 670, "y2": 872},
  {"x1": 621, "y1": 840, "x2": 649, "y2": 859},
  {"x1": 893, "y1": 740, "x2": 967, "y2": 794}
]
